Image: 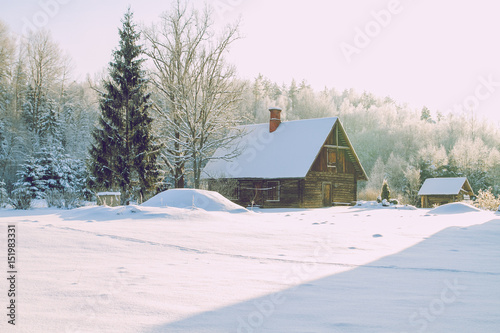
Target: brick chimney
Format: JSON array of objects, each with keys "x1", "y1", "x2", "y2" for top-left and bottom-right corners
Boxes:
[{"x1": 269, "y1": 107, "x2": 282, "y2": 133}]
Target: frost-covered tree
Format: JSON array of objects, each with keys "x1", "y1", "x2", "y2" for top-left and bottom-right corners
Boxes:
[
  {"x1": 59, "y1": 83, "x2": 100, "y2": 158},
  {"x1": 365, "y1": 157, "x2": 385, "y2": 193},
  {"x1": 0, "y1": 119, "x2": 7, "y2": 169},
  {"x1": 384, "y1": 153, "x2": 408, "y2": 195},
  {"x1": 14, "y1": 156, "x2": 40, "y2": 198},
  {"x1": 448, "y1": 137, "x2": 493, "y2": 191},
  {"x1": 0, "y1": 21, "x2": 14, "y2": 111},
  {"x1": 15, "y1": 148, "x2": 87, "y2": 199},
  {"x1": 144, "y1": 0, "x2": 244, "y2": 189},
  {"x1": 403, "y1": 167, "x2": 421, "y2": 206},
  {"x1": 420, "y1": 106, "x2": 432, "y2": 122},
  {"x1": 0, "y1": 179, "x2": 8, "y2": 207},
  {"x1": 39, "y1": 97, "x2": 61, "y2": 142},
  {"x1": 23, "y1": 30, "x2": 65, "y2": 137},
  {"x1": 89, "y1": 9, "x2": 160, "y2": 204}
]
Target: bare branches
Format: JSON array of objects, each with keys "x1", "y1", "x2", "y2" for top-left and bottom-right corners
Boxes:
[{"x1": 144, "y1": 1, "x2": 244, "y2": 188}]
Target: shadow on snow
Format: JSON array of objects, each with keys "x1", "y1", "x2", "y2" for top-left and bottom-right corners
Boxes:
[{"x1": 147, "y1": 219, "x2": 500, "y2": 333}]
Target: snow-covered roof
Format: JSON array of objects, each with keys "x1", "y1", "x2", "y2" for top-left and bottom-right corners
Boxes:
[
  {"x1": 202, "y1": 117, "x2": 338, "y2": 179},
  {"x1": 202, "y1": 117, "x2": 366, "y2": 180},
  {"x1": 418, "y1": 177, "x2": 473, "y2": 196}
]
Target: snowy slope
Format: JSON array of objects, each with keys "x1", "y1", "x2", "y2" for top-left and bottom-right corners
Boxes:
[
  {"x1": 427, "y1": 202, "x2": 481, "y2": 215},
  {"x1": 0, "y1": 203, "x2": 498, "y2": 332}
]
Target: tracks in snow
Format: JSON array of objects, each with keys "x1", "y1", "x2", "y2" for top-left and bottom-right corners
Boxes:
[{"x1": 43, "y1": 224, "x2": 500, "y2": 276}]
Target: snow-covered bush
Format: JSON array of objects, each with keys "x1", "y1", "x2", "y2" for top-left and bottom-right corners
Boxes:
[
  {"x1": 62, "y1": 189, "x2": 82, "y2": 209},
  {"x1": 45, "y1": 189, "x2": 82, "y2": 209},
  {"x1": 9, "y1": 185, "x2": 32, "y2": 210},
  {"x1": 15, "y1": 147, "x2": 88, "y2": 201},
  {"x1": 474, "y1": 188, "x2": 500, "y2": 211},
  {"x1": 358, "y1": 187, "x2": 379, "y2": 201},
  {"x1": 45, "y1": 189, "x2": 64, "y2": 208},
  {"x1": 13, "y1": 157, "x2": 41, "y2": 198}
]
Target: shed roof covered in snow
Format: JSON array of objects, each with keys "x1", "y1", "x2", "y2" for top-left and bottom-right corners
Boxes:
[
  {"x1": 202, "y1": 117, "x2": 367, "y2": 180},
  {"x1": 418, "y1": 177, "x2": 474, "y2": 196}
]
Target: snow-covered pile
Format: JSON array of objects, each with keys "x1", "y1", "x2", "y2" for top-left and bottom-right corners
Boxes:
[
  {"x1": 428, "y1": 202, "x2": 480, "y2": 215},
  {"x1": 142, "y1": 188, "x2": 248, "y2": 213},
  {"x1": 354, "y1": 200, "x2": 417, "y2": 210}
]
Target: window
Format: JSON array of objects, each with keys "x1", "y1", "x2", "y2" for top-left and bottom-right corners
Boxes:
[
  {"x1": 266, "y1": 181, "x2": 280, "y2": 202},
  {"x1": 229, "y1": 183, "x2": 240, "y2": 200},
  {"x1": 338, "y1": 150, "x2": 346, "y2": 173},
  {"x1": 327, "y1": 148, "x2": 337, "y2": 168}
]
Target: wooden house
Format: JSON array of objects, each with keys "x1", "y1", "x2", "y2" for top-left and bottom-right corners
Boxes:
[
  {"x1": 418, "y1": 177, "x2": 474, "y2": 208},
  {"x1": 202, "y1": 108, "x2": 368, "y2": 208}
]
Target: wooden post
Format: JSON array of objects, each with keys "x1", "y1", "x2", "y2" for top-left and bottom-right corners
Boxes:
[{"x1": 335, "y1": 124, "x2": 339, "y2": 168}]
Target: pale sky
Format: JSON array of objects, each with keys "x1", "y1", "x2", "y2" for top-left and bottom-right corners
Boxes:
[{"x1": 2, "y1": 0, "x2": 500, "y2": 123}]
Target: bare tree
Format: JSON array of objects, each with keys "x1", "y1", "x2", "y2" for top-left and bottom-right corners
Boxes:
[
  {"x1": 144, "y1": 0, "x2": 244, "y2": 188},
  {"x1": 24, "y1": 29, "x2": 65, "y2": 136},
  {"x1": 0, "y1": 21, "x2": 14, "y2": 85}
]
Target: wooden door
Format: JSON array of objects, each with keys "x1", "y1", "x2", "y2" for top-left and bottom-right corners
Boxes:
[{"x1": 322, "y1": 183, "x2": 332, "y2": 207}]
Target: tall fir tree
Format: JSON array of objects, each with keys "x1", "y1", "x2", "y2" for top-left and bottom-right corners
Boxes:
[{"x1": 89, "y1": 9, "x2": 160, "y2": 204}]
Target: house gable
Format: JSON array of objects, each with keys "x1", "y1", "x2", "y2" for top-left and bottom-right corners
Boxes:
[{"x1": 308, "y1": 120, "x2": 368, "y2": 180}]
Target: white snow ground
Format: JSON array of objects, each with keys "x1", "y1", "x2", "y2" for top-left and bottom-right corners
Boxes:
[{"x1": 0, "y1": 196, "x2": 499, "y2": 333}]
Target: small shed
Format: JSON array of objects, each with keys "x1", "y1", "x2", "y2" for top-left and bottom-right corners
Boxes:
[
  {"x1": 418, "y1": 177, "x2": 474, "y2": 208},
  {"x1": 97, "y1": 192, "x2": 121, "y2": 207}
]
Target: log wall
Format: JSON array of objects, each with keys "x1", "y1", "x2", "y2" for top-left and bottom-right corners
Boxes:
[
  {"x1": 303, "y1": 171, "x2": 357, "y2": 208},
  {"x1": 421, "y1": 195, "x2": 461, "y2": 208}
]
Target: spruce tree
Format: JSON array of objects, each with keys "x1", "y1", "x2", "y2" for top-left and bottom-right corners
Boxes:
[
  {"x1": 39, "y1": 98, "x2": 61, "y2": 142},
  {"x1": 89, "y1": 9, "x2": 159, "y2": 204}
]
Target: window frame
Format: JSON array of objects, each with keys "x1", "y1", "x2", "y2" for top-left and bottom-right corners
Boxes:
[
  {"x1": 327, "y1": 148, "x2": 337, "y2": 169},
  {"x1": 266, "y1": 181, "x2": 281, "y2": 202}
]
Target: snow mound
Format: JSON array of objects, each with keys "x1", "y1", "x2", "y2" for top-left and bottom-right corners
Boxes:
[
  {"x1": 142, "y1": 189, "x2": 248, "y2": 213},
  {"x1": 61, "y1": 205, "x2": 165, "y2": 221},
  {"x1": 353, "y1": 201, "x2": 417, "y2": 210},
  {"x1": 395, "y1": 205, "x2": 418, "y2": 210},
  {"x1": 427, "y1": 202, "x2": 480, "y2": 215}
]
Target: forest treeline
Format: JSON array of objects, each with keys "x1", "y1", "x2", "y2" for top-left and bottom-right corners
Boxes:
[
  {"x1": 239, "y1": 76, "x2": 500, "y2": 203},
  {"x1": 1, "y1": 8, "x2": 499, "y2": 207}
]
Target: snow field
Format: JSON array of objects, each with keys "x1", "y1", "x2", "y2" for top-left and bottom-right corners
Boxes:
[{"x1": 0, "y1": 200, "x2": 498, "y2": 332}]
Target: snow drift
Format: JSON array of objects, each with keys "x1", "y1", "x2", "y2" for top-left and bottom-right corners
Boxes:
[
  {"x1": 142, "y1": 188, "x2": 248, "y2": 213},
  {"x1": 427, "y1": 202, "x2": 480, "y2": 215}
]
